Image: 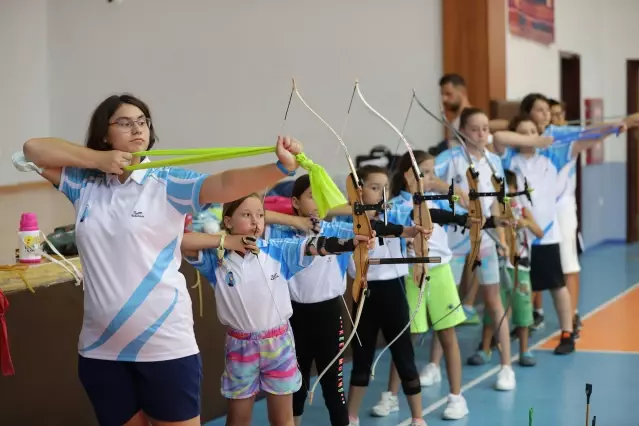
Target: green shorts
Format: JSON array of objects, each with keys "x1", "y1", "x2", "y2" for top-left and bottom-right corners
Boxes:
[
  {"x1": 406, "y1": 263, "x2": 466, "y2": 333},
  {"x1": 484, "y1": 267, "x2": 533, "y2": 328}
]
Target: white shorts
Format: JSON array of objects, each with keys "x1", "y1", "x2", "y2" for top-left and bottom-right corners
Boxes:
[
  {"x1": 451, "y1": 248, "x2": 500, "y2": 286},
  {"x1": 557, "y1": 205, "x2": 581, "y2": 274}
]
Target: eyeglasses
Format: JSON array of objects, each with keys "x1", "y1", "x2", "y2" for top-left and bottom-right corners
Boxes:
[{"x1": 109, "y1": 117, "x2": 151, "y2": 133}]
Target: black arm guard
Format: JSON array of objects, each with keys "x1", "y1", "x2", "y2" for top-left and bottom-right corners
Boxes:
[
  {"x1": 304, "y1": 236, "x2": 356, "y2": 256},
  {"x1": 370, "y1": 220, "x2": 404, "y2": 237},
  {"x1": 483, "y1": 217, "x2": 496, "y2": 229}
]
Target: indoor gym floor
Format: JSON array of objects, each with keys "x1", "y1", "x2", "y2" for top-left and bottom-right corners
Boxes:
[{"x1": 205, "y1": 242, "x2": 639, "y2": 425}]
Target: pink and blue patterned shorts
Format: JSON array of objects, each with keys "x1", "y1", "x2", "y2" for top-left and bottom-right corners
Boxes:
[{"x1": 222, "y1": 323, "x2": 302, "y2": 399}]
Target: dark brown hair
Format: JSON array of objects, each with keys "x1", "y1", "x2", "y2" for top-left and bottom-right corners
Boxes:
[
  {"x1": 508, "y1": 115, "x2": 535, "y2": 132},
  {"x1": 357, "y1": 165, "x2": 388, "y2": 183},
  {"x1": 290, "y1": 174, "x2": 311, "y2": 216},
  {"x1": 86, "y1": 94, "x2": 158, "y2": 152},
  {"x1": 504, "y1": 169, "x2": 517, "y2": 189},
  {"x1": 459, "y1": 107, "x2": 486, "y2": 130},
  {"x1": 390, "y1": 150, "x2": 432, "y2": 197},
  {"x1": 221, "y1": 193, "x2": 262, "y2": 231},
  {"x1": 519, "y1": 93, "x2": 549, "y2": 117},
  {"x1": 439, "y1": 74, "x2": 466, "y2": 88}
]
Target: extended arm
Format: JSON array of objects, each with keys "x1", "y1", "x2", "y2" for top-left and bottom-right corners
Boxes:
[
  {"x1": 492, "y1": 132, "x2": 553, "y2": 154},
  {"x1": 23, "y1": 138, "x2": 113, "y2": 186},
  {"x1": 521, "y1": 209, "x2": 544, "y2": 238},
  {"x1": 199, "y1": 164, "x2": 294, "y2": 205}
]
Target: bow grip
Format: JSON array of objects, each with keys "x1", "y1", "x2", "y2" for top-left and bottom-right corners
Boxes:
[
  {"x1": 448, "y1": 178, "x2": 456, "y2": 214},
  {"x1": 523, "y1": 178, "x2": 533, "y2": 205}
]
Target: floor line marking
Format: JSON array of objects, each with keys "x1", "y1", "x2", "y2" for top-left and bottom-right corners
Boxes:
[
  {"x1": 536, "y1": 348, "x2": 639, "y2": 355},
  {"x1": 396, "y1": 282, "x2": 639, "y2": 426}
]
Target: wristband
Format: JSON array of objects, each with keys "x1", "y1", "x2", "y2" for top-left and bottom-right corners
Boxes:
[
  {"x1": 276, "y1": 160, "x2": 296, "y2": 176},
  {"x1": 217, "y1": 233, "x2": 226, "y2": 264}
]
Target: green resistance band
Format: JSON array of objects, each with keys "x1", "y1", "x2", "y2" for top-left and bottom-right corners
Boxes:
[
  {"x1": 124, "y1": 147, "x2": 346, "y2": 219},
  {"x1": 125, "y1": 146, "x2": 276, "y2": 169}
]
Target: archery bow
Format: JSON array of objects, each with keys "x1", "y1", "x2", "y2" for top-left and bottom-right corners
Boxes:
[
  {"x1": 442, "y1": 119, "x2": 534, "y2": 349},
  {"x1": 417, "y1": 95, "x2": 532, "y2": 342},
  {"x1": 411, "y1": 93, "x2": 483, "y2": 321},
  {"x1": 283, "y1": 79, "x2": 372, "y2": 404},
  {"x1": 303, "y1": 80, "x2": 440, "y2": 402},
  {"x1": 350, "y1": 81, "x2": 447, "y2": 379},
  {"x1": 411, "y1": 92, "x2": 517, "y2": 330},
  {"x1": 366, "y1": 91, "x2": 458, "y2": 377}
]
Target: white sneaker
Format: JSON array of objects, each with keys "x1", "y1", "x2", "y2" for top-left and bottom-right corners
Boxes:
[
  {"x1": 495, "y1": 365, "x2": 516, "y2": 391},
  {"x1": 442, "y1": 393, "x2": 469, "y2": 420},
  {"x1": 370, "y1": 391, "x2": 399, "y2": 417},
  {"x1": 419, "y1": 362, "x2": 442, "y2": 387},
  {"x1": 348, "y1": 417, "x2": 360, "y2": 426},
  {"x1": 410, "y1": 419, "x2": 428, "y2": 426}
]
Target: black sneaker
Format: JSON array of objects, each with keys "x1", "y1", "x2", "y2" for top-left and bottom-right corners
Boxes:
[
  {"x1": 530, "y1": 311, "x2": 545, "y2": 331},
  {"x1": 573, "y1": 313, "x2": 582, "y2": 339},
  {"x1": 554, "y1": 331, "x2": 576, "y2": 355}
]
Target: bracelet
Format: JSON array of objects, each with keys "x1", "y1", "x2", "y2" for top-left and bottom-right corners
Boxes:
[
  {"x1": 276, "y1": 160, "x2": 296, "y2": 176},
  {"x1": 216, "y1": 233, "x2": 226, "y2": 263}
]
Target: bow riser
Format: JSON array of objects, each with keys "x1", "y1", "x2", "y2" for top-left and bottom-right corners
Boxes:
[{"x1": 346, "y1": 173, "x2": 373, "y2": 303}]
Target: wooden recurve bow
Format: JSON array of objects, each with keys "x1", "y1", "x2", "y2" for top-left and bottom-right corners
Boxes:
[{"x1": 307, "y1": 81, "x2": 439, "y2": 401}]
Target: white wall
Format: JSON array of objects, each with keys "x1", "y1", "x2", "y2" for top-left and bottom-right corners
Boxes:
[
  {"x1": 0, "y1": 0, "x2": 50, "y2": 185},
  {"x1": 506, "y1": 0, "x2": 639, "y2": 162},
  {"x1": 40, "y1": 0, "x2": 443, "y2": 178}
]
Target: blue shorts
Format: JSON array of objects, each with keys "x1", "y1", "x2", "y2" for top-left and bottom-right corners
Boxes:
[
  {"x1": 78, "y1": 354, "x2": 202, "y2": 426},
  {"x1": 450, "y1": 248, "x2": 500, "y2": 285}
]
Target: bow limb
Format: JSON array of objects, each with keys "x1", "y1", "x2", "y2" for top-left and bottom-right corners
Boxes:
[
  {"x1": 302, "y1": 79, "x2": 373, "y2": 403},
  {"x1": 411, "y1": 91, "x2": 487, "y2": 328},
  {"x1": 353, "y1": 81, "x2": 435, "y2": 378}
]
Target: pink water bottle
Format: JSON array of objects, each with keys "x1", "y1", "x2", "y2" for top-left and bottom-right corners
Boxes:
[{"x1": 18, "y1": 213, "x2": 42, "y2": 264}]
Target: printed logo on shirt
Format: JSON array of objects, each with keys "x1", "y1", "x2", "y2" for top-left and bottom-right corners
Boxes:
[
  {"x1": 270, "y1": 273, "x2": 279, "y2": 281},
  {"x1": 226, "y1": 271, "x2": 235, "y2": 287},
  {"x1": 131, "y1": 211, "x2": 145, "y2": 218},
  {"x1": 454, "y1": 174, "x2": 463, "y2": 184}
]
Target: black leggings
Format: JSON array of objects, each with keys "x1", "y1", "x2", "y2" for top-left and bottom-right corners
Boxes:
[
  {"x1": 350, "y1": 277, "x2": 421, "y2": 396},
  {"x1": 290, "y1": 296, "x2": 349, "y2": 426}
]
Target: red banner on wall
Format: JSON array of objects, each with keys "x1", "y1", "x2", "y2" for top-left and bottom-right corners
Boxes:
[
  {"x1": 508, "y1": 0, "x2": 555, "y2": 45},
  {"x1": 585, "y1": 98, "x2": 604, "y2": 165}
]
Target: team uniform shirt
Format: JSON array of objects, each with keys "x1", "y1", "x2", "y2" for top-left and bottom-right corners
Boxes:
[
  {"x1": 346, "y1": 203, "x2": 413, "y2": 282},
  {"x1": 58, "y1": 161, "x2": 210, "y2": 362},
  {"x1": 187, "y1": 238, "x2": 313, "y2": 332},
  {"x1": 434, "y1": 146, "x2": 504, "y2": 256},
  {"x1": 500, "y1": 142, "x2": 575, "y2": 245},
  {"x1": 265, "y1": 221, "x2": 353, "y2": 304},
  {"x1": 546, "y1": 125, "x2": 584, "y2": 212},
  {"x1": 392, "y1": 190, "x2": 453, "y2": 265}
]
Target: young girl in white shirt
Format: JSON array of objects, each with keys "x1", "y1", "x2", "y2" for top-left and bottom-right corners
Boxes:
[
  {"x1": 493, "y1": 110, "x2": 623, "y2": 354},
  {"x1": 182, "y1": 193, "x2": 374, "y2": 426},
  {"x1": 434, "y1": 107, "x2": 516, "y2": 391},
  {"x1": 265, "y1": 174, "x2": 429, "y2": 426},
  {"x1": 517, "y1": 93, "x2": 632, "y2": 334},
  {"x1": 369, "y1": 150, "x2": 473, "y2": 420}
]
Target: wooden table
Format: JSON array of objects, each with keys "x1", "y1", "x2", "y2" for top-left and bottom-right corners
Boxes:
[{"x1": 0, "y1": 258, "x2": 361, "y2": 426}]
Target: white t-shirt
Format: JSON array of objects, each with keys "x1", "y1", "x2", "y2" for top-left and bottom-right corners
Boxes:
[
  {"x1": 345, "y1": 204, "x2": 413, "y2": 282},
  {"x1": 500, "y1": 142, "x2": 575, "y2": 245},
  {"x1": 188, "y1": 238, "x2": 312, "y2": 332},
  {"x1": 434, "y1": 146, "x2": 504, "y2": 256},
  {"x1": 265, "y1": 221, "x2": 352, "y2": 304},
  {"x1": 392, "y1": 190, "x2": 453, "y2": 265},
  {"x1": 58, "y1": 162, "x2": 209, "y2": 362},
  {"x1": 545, "y1": 125, "x2": 584, "y2": 212}
]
